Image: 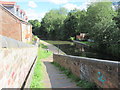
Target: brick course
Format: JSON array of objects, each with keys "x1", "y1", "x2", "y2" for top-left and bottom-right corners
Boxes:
[
  {"x1": 0, "y1": 47, "x2": 37, "y2": 89},
  {"x1": 0, "y1": 5, "x2": 32, "y2": 42},
  {"x1": 0, "y1": 6, "x2": 21, "y2": 41},
  {"x1": 53, "y1": 54, "x2": 120, "y2": 88}
]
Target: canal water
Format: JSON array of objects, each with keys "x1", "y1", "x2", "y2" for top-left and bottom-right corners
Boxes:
[{"x1": 45, "y1": 40, "x2": 119, "y2": 61}]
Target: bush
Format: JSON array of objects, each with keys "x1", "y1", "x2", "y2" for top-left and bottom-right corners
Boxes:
[{"x1": 70, "y1": 37, "x2": 75, "y2": 41}]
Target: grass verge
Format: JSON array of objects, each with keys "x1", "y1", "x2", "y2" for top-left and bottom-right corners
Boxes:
[
  {"x1": 79, "y1": 41, "x2": 95, "y2": 46},
  {"x1": 44, "y1": 40, "x2": 72, "y2": 45},
  {"x1": 40, "y1": 43, "x2": 48, "y2": 49},
  {"x1": 51, "y1": 62, "x2": 97, "y2": 89},
  {"x1": 30, "y1": 45, "x2": 52, "y2": 88}
]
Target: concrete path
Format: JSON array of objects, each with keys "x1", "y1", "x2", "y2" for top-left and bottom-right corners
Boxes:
[
  {"x1": 40, "y1": 40, "x2": 65, "y2": 55},
  {"x1": 40, "y1": 40, "x2": 80, "y2": 88}
]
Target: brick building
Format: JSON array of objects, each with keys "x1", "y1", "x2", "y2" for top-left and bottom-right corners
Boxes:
[
  {"x1": 0, "y1": 1, "x2": 32, "y2": 43},
  {"x1": 76, "y1": 33, "x2": 88, "y2": 41}
]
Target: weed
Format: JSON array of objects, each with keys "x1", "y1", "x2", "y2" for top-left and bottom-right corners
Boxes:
[
  {"x1": 40, "y1": 43, "x2": 48, "y2": 49},
  {"x1": 51, "y1": 62, "x2": 97, "y2": 89},
  {"x1": 30, "y1": 45, "x2": 52, "y2": 88}
]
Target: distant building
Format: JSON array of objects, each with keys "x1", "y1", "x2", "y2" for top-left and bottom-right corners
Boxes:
[
  {"x1": 0, "y1": 1, "x2": 32, "y2": 43},
  {"x1": 76, "y1": 33, "x2": 88, "y2": 41}
]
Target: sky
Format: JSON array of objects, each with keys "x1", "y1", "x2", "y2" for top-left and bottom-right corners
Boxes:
[{"x1": 1, "y1": 0, "x2": 119, "y2": 21}]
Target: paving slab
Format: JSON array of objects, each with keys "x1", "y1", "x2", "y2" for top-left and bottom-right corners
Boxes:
[
  {"x1": 41, "y1": 56, "x2": 80, "y2": 88},
  {"x1": 40, "y1": 41, "x2": 80, "y2": 88}
]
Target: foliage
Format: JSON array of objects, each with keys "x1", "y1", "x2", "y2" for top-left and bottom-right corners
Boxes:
[
  {"x1": 85, "y1": 1, "x2": 120, "y2": 57},
  {"x1": 30, "y1": 46, "x2": 52, "y2": 88},
  {"x1": 86, "y1": 1, "x2": 116, "y2": 40},
  {"x1": 70, "y1": 37, "x2": 75, "y2": 41},
  {"x1": 40, "y1": 43, "x2": 48, "y2": 49},
  {"x1": 45, "y1": 40, "x2": 72, "y2": 45},
  {"x1": 51, "y1": 62, "x2": 97, "y2": 89},
  {"x1": 114, "y1": 1, "x2": 120, "y2": 29},
  {"x1": 63, "y1": 9, "x2": 87, "y2": 39},
  {"x1": 29, "y1": 1, "x2": 120, "y2": 58},
  {"x1": 77, "y1": 80, "x2": 97, "y2": 89},
  {"x1": 28, "y1": 19, "x2": 41, "y2": 35},
  {"x1": 79, "y1": 41, "x2": 94, "y2": 46},
  {"x1": 40, "y1": 8, "x2": 67, "y2": 40}
]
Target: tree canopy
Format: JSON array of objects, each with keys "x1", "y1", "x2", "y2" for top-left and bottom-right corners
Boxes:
[
  {"x1": 29, "y1": 1, "x2": 120, "y2": 58},
  {"x1": 40, "y1": 8, "x2": 67, "y2": 40},
  {"x1": 28, "y1": 19, "x2": 41, "y2": 35}
]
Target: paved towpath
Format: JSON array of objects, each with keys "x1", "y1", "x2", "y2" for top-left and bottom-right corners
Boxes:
[
  {"x1": 39, "y1": 40, "x2": 80, "y2": 88},
  {"x1": 40, "y1": 40, "x2": 65, "y2": 55}
]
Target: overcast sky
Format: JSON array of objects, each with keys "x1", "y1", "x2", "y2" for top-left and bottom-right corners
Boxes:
[{"x1": 1, "y1": 0, "x2": 118, "y2": 21}]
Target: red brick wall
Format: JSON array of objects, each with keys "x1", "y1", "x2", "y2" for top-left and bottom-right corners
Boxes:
[
  {"x1": 0, "y1": 6, "x2": 22, "y2": 41},
  {"x1": 53, "y1": 54, "x2": 120, "y2": 88},
  {"x1": 0, "y1": 47, "x2": 37, "y2": 89}
]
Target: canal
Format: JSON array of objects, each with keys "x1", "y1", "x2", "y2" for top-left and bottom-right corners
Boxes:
[{"x1": 45, "y1": 40, "x2": 119, "y2": 61}]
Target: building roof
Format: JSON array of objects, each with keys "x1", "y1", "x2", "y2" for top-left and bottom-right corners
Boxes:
[
  {"x1": 0, "y1": 4, "x2": 30, "y2": 25},
  {"x1": 0, "y1": 1, "x2": 16, "y2": 5}
]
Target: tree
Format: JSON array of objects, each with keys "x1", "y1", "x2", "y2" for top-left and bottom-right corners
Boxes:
[
  {"x1": 63, "y1": 9, "x2": 86, "y2": 40},
  {"x1": 40, "y1": 8, "x2": 67, "y2": 40},
  {"x1": 113, "y1": 1, "x2": 120, "y2": 29},
  {"x1": 85, "y1": 1, "x2": 120, "y2": 57},
  {"x1": 86, "y1": 1, "x2": 116, "y2": 45},
  {"x1": 28, "y1": 19, "x2": 41, "y2": 35}
]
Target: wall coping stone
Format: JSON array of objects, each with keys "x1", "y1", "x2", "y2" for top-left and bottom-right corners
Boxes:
[
  {"x1": 0, "y1": 35, "x2": 35, "y2": 48},
  {"x1": 54, "y1": 54, "x2": 120, "y2": 65}
]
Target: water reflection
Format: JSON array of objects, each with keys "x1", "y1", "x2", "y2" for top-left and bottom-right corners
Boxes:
[{"x1": 54, "y1": 43, "x2": 118, "y2": 61}]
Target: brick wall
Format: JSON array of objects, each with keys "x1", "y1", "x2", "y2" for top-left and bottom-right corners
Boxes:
[
  {"x1": 0, "y1": 6, "x2": 22, "y2": 41},
  {"x1": 0, "y1": 7, "x2": 2, "y2": 35},
  {"x1": 0, "y1": 5, "x2": 32, "y2": 42},
  {"x1": 53, "y1": 54, "x2": 120, "y2": 88},
  {"x1": 0, "y1": 47, "x2": 37, "y2": 89}
]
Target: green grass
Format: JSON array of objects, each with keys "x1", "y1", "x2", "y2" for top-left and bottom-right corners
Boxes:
[
  {"x1": 44, "y1": 40, "x2": 72, "y2": 45},
  {"x1": 30, "y1": 45, "x2": 52, "y2": 88},
  {"x1": 40, "y1": 43, "x2": 48, "y2": 49},
  {"x1": 79, "y1": 41, "x2": 91, "y2": 45},
  {"x1": 51, "y1": 62, "x2": 96, "y2": 89}
]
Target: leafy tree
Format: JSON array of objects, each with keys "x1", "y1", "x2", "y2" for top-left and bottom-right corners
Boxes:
[
  {"x1": 40, "y1": 8, "x2": 67, "y2": 40},
  {"x1": 113, "y1": 1, "x2": 120, "y2": 29},
  {"x1": 28, "y1": 19, "x2": 41, "y2": 35},
  {"x1": 85, "y1": 1, "x2": 120, "y2": 57},
  {"x1": 63, "y1": 9, "x2": 86, "y2": 40},
  {"x1": 86, "y1": 1, "x2": 116, "y2": 45}
]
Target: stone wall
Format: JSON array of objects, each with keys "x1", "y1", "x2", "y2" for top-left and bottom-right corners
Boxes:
[{"x1": 53, "y1": 54, "x2": 120, "y2": 88}]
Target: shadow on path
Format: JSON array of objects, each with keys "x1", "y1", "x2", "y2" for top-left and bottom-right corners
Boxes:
[
  {"x1": 43, "y1": 60, "x2": 79, "y2": 88},
  {"x1": 40, "y1": 40, "x2": 80, "y2": 88}
]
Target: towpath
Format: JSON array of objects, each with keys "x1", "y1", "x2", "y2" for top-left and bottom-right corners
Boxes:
[{"x1": 39, "y1": 40, "x2": 80, "y2": 88}]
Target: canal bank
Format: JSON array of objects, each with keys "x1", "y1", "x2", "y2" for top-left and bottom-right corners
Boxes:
[
  {"x1": 40, "y1": 40, "x2": 66, "y2": 55},
  {"x1": 39, "y1": 40, "x2": 80, "y2": 88},
  {"x1": 44, "y1": 40, "x2": 119, "y2": 61},
  {"x1": 40, "y1": 40, "x2": 120, "y2": 88},
  {"x1": 53, "y1": 53, "x2": 120, "y2": 88}
]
